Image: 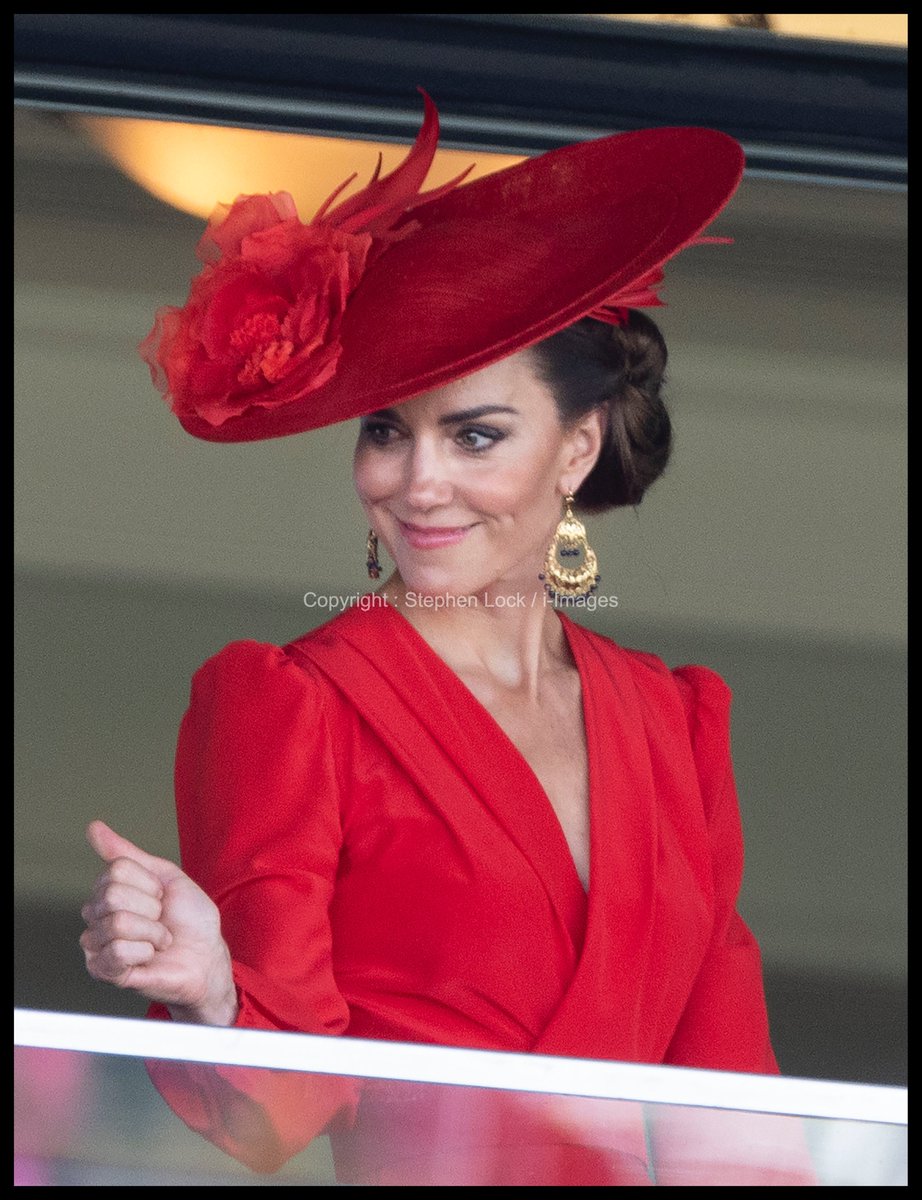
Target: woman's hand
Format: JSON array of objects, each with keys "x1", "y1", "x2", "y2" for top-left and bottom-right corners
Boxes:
[{"x1": 80, "y1": 820, "x2": 239, "y2": 1026}]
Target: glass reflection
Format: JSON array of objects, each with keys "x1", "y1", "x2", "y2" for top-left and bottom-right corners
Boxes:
[{"x1": 14, "y1": 1042, "x2": 907, "y2": 1187}]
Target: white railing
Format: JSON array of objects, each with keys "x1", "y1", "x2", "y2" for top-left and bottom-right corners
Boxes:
[{"x1": 14, "y1": 1007, "x2": 906, "y2": 1126}]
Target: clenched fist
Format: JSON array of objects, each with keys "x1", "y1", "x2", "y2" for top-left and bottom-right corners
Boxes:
[{"x1": 80, "y1": 820, "x2": 238, "y2": 1026}]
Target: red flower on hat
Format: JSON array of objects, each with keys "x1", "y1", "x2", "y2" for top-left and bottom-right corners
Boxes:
[{"x1": 139, "y1": 92, "x2": 470, "y2": 428}]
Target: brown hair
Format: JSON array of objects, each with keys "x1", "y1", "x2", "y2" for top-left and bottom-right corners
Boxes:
[{"x1": 529, "y1": 310, "x2": 672, "y2": 512}]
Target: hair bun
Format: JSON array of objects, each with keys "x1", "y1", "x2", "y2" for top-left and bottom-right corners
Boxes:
[
  {"x1": 532, "y1": 311, "x2": 671, "y2": 512},
  {"x1": 613, "y1": 311, "x2": 668, "y2": 389}
]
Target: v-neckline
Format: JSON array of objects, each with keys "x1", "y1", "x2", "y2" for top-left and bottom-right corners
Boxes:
[{"x1": 381, "y1": 601, "x2": 596, "y2": 900}]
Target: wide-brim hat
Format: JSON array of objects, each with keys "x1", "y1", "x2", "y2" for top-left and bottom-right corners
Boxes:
[{"x1": 140, "y1": 92, "x2": 744, "y2": 443}]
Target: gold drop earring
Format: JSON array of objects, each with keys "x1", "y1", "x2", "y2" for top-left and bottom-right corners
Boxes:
[
  {"x1": 539, "y1": 493, "x2": 600, "y2": 600},
  {"x1": 365, "y1": 529, "x2": 382, "y2": 580}
]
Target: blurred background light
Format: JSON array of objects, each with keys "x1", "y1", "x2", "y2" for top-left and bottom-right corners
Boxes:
[
  {"x1": 72, "y1": 115, "x2": 525, "y2": 222},
  {"x1": 592, "y1": 14, "x2": 907, "y2": 45}
]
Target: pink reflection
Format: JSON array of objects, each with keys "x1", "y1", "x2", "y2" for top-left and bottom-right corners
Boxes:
[{"x1": 14, "y1": 1047, "x2": 92, "y2": 1186}]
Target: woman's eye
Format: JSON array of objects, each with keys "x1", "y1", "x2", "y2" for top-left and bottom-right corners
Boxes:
[
  {"x1": 361, "y1": 422, "x2": 399, "y2": 444},
  {"x1": 361, "y1": 422, "x2": 503, "y2": 451},
  {"x1": 457, "y1": 427, "x2": 503, "y2": 452}
]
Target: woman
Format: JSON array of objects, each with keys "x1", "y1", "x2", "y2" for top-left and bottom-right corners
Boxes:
[{"x1": 80, "y1": 95, "x2": 810, "y2": 1185}]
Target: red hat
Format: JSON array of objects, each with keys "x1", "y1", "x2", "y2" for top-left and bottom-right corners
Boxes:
[{"x1": 139, "y1": 92, "x2": 744, "y2": 443}]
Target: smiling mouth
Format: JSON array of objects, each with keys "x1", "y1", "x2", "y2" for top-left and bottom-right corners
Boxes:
[{"x1": 397, "y1": 519, "x2": 476, "y2": 548}]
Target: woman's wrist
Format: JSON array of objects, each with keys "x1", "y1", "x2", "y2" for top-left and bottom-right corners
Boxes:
[
  {"x1": 167, "y1": 988, "x2": 239, "y2": 1027},
  {"x1": 167, "y1": 945, "x2": 239, "y2": 1026}
]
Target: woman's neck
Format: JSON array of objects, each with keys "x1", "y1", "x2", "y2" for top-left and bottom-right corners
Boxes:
[{"x1": 379, "y1": 573, "x2": 572, "y2": 698}]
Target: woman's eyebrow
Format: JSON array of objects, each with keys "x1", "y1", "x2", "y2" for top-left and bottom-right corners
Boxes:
[
  {"x1": 437, "y1": 405, "x2": 519, "y2": 425},
  {"x1": 366, "y1": 404, "x2": 519, "y2": 426}
]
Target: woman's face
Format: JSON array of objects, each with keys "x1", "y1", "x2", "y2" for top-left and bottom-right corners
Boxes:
[{"x1": 353, "y1": 349, "x2": 602, "y2": 599}]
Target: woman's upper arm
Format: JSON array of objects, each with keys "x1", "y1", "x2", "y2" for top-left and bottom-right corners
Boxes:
[
  {"x1": 172, "y1": 638, "x2": 350, "y2": 1034},
  {"x1": 663, "y1": 664, "x2": 778, "y2": 1075}
]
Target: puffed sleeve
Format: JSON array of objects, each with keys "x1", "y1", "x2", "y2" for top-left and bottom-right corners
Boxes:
[
  {"x1": 649, "y1": 666, "x2": 816, "y2": 1186},
  {"x1": 145, "y1": 640, "x2": 361, "y2": 1172}
]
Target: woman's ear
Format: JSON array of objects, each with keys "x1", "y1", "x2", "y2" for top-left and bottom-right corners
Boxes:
[{"x1": 559, "y1": 405, "x2": 607, "y2": 496}]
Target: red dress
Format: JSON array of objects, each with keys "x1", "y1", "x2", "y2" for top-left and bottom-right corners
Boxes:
[{"x1": 147, "y1": 600, "x2": 797, "y2": 1185}]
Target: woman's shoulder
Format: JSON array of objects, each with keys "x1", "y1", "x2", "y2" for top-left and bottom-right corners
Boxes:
[
  {"x1": 190, "y1": 636, "x2": 314, "y2": 688},
  {"x1": 571, "y1": 623, "x2": 735, "y2": 796},
  {"x1": 568, "y1": 618, "x2": 732, "y2": 716},
  {"x1": 189, "y1": 607, "x2": 372, "y2": 694}
]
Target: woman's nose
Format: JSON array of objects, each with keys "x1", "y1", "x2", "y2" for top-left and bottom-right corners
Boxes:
[{"x1": 402, "y1": 438, "x2": 454, "y2": 509}]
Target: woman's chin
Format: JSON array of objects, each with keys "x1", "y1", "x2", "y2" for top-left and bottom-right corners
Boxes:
[
  {"x1": 394, "y1": 566, "x2": 540, "y2": 607},
  {"x1": 397, "y1": 570, "x2": 479, "y2": 601}
]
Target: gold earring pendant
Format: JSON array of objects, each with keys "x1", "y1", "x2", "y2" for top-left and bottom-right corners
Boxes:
[
  {"x1": 366, "y1": 529, "x2": 382, "y2": 580},
  {"x1": 540, "y1": 494, "x2": 600, "y2": 600}
]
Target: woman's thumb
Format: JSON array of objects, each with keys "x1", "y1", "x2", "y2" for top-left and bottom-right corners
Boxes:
[{"x1": 86, "y1": 819, "x2": 181, "y2": 881}]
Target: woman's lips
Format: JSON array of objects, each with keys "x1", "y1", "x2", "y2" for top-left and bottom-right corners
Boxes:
[{"x1": 397, "y1": 519, "x2": 475, "y2": 549}]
